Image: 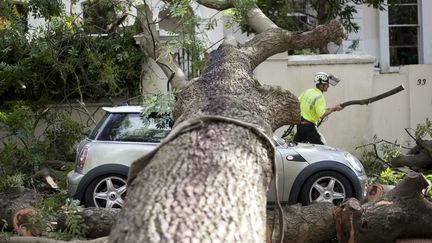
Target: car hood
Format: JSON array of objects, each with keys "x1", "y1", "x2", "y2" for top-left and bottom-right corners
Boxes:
[
  {"x1": 290, "y1": 143, "x2": 365, "y2": 175},
  {"x1": 293, "y1": 143, "x2": 342, "y2": 155}
]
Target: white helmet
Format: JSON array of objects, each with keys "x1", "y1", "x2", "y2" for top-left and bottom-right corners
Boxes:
[{"x1": 314, "y1": 72, "x2": 340, "y2": 86}]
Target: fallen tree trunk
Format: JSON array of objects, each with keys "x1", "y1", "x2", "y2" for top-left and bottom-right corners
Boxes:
[
  {"x1": 58, "y1": 208, "x2": 120, "y2": 239},
  {"x1": 4, "y1": 178, "x2": 431, "y2": 243},
  {"x1": 390, "y1": 140, "x2": 432, "y2": 170},
  {"x1": 336, "y1": 172, "x2": 432, "y2": 243},
  {"x1": 2, "y1": 236, "x2": 108, "y2": 243},
  {"x1": 0, "y1": 187, "x2": 41, "y2": 235},
  {"x1": 267, "y1": 203, "x2": 336, "y2": 243},
  {"x1": 0, "y1": 188, "x2": 120, "y2": 238}
]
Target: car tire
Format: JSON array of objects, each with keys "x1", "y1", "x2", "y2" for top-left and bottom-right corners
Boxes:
[
  {"x1": 300, "y1": 171, "x2": 353, "y2": 206},
  {"x1": 84, "y1": 174, "x2": 127, "y2": 208}
]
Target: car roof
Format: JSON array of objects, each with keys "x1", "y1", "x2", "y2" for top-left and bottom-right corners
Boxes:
[{"x1": 102, "y1": 106, "x2": 142, "y2": 113}]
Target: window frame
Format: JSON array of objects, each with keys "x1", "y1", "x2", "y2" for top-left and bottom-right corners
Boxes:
[{"x1": 379, "y1": 0, "x2": 422, "y2": 72}]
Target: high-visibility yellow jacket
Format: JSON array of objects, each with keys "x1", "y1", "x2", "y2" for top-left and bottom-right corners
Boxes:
[{"x1": 298, "y1": 87, "x2": 326, "y2": 125}]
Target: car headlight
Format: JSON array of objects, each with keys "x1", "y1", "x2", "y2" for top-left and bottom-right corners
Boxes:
[{"x1": 344, "y1": 152, "x2": 364, "y2": 174}]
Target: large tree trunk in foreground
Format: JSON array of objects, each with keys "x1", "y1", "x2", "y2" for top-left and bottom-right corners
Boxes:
[
  {"x1": 336, "y1": 172, "x2": 432, "y2": 243},
  {"x1": 108, "y1": 1, "x2": 346, "y2": 242}
]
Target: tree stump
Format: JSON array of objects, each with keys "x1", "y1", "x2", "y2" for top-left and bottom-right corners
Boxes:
[{"x1": 0, "y1": 187, "x2": 41, "y2": 235}]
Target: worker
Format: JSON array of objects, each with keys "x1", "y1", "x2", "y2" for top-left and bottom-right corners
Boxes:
[{"x1": 293, "y1": 72, "x2": 343, "y2": 145}]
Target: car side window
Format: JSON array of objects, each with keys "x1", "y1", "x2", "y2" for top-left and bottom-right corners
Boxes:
[{"x1": 98, "y1": 113, "x2": 170, "y2": 143}]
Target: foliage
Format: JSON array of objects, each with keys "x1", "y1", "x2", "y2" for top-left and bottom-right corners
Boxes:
[
  {"x1": 0, "y1": 1, "x2": 145, "y2": 104},
  {"x1": 27, "y1": 0, "x2": 64, "y2": 18},
  {"x1": 358, "y1": 149, "x2": 386, "y2": 177},
  {"x1": 234, "y1": 0, "x2": 397, "y2": 53},
  {"x1": 359, "y1": 118, "x2": 432, "y2": 185},
  {"x1": 0, "y1": 173, "x2": 27, "y2": 190},
  {"x1": 53, "y1": 199, "x2": 88, "y2": 240},
  {"x1": 359, "y1": 140, "x2": 403, "y2": 184},
  {"x1": 259, "y1": 0, "x2": 397, "y2": 32},
  {"x1": 375, "y1": 167, "x2": 404, "y2": 185},
  {"x1": 0, "y1": 219, "x2": 11, "y2": 240},
  {"x1": 415, "y1": 118, "x2": 432, "y2": 139},
  {"x1": 159, "y1": 0, "x2": 209, "y2": 79},
  {"x1": 231, "y1": 0, "x2": 257, "y2": 31},
  {"x1": 29, "y1": 195, "x2": 64, "y2": 236},
  {"x1": 379, "y1": 142, "x2": 402, "y2": 162},
  {"x1": 0, "y1": 0, "x2": 62, "y2": 31},
  {"x1": 31, "y1": 198, "x2": 88, "y2": 240},
  {"x1": 0, "y1": 102, "x2": 84, "y2": 190},
  {"x1": 140, "y1": 91, "x2": 178, "y2": 129}
]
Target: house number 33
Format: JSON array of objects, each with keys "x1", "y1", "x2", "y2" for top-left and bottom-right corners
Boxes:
[{"x1": 417, "y1": 78, "x2": 427, "y2": 86}]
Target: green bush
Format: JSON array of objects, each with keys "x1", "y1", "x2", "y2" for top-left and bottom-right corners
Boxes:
[
  {"x1": 359, "y1": 118, "x2": 431, "y2": 188},
  {"x1": 0, "y1": 12, "x2": 145, "y2": 103},
  {"x1": 0, "y1": 102, "x2": 84, "y2": 190},
  {"x1": 376, "y1": 167, "x2": 405, "y2": 185},
  {"x1": 30, "y1": 197, "x2": 88, "y2": 240}
]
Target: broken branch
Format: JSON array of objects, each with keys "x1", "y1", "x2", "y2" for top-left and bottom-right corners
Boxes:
[{"x1": 340, "y1": 85, "x2": 404, "y2": 108}]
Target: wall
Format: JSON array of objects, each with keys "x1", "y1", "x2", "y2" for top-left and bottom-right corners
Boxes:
[
  {"x1": 420, "y1": 0, "x2": 432, "y2": 64},
  {"x1": 255, "y1": 54, "x2": 431, "y2": 155},
  {"x1": 372, "y1": 65, "x2": 432, "y2": 148},
  {"x1": 372, "y1": 72, "x2": 409, "y2": 147}
]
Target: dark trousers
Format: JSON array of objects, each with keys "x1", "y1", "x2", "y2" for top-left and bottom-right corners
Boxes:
[{"x1": 293, "y1": 123, "x2": 325, "y2": 145}]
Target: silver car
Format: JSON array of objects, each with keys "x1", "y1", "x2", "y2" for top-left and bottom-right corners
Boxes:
[{"x1": 67, "y1": 106, "x2": 367, "y2": 208}]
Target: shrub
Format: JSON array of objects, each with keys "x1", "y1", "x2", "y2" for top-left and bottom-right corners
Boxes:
[{"x1": 0, "y1": 102, "x2": 84, "y2": 190}]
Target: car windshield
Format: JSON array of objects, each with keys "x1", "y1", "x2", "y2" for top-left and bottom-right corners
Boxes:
[{"x1": 97, "y1": 113, "x2": 170, "y2": 143}]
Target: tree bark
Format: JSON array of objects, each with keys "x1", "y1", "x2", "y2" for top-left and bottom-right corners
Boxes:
[
  {"x1": 340, "y1": 85, "x2": 405, "y2": 108},
  {"x1": 336, "y1": 172, "x2": 432, "y2": 243},
  {"x1": 390, "y1": 140, "x2": 432, "y2": 170},
  {"x1": 267, "y1": 203, "x2": 336, "y2": 243},
  {"x1": 135, "y1": 3, "x2": 188, "y2": 90},
  {"x1": 108, "y1": 1, "x2": 346, "y2": 242},
  {"x1": 0, "y1": 188, "x2": 41, "y2": 234}
]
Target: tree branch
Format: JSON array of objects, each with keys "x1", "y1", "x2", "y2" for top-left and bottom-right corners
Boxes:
[
  {"x1": 245, "y1": 7, "x2": 279, "y2": 33},
  {"x1": 135, "y1": 3, "x2": 188, "y2": 90},
  {"x1": 195, "y1": 0, "x2": 235, "y2": 10},
  {"x1": 243, "y1": 20, "x2": 346, "y2": 68},
  {"x1": 340, "y1": 85, "x2": 405, "y2": 107}
]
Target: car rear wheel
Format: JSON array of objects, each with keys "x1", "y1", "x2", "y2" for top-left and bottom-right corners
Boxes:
[
  {"x1": 84, "y1": 175, "x2": 127, "y2": 208},
  {"x1": 300, "y1": 171, "x2": 353, "y2": 206}
]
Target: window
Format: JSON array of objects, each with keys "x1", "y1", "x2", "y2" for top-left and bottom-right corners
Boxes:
[
  {"x1": 98, "y1": 113, "x2": 170, "y2": 143},
  {"x1": 388, "y1": 0, "x2": 419, "y2": 66}
]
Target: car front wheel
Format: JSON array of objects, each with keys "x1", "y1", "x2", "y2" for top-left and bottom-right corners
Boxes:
[
  {"x1": 300, "y1": 171, "x2": 353, "y2": 206},
  {"x1": 84, "y1": 175, "x2": 127, "y2": 208}
]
